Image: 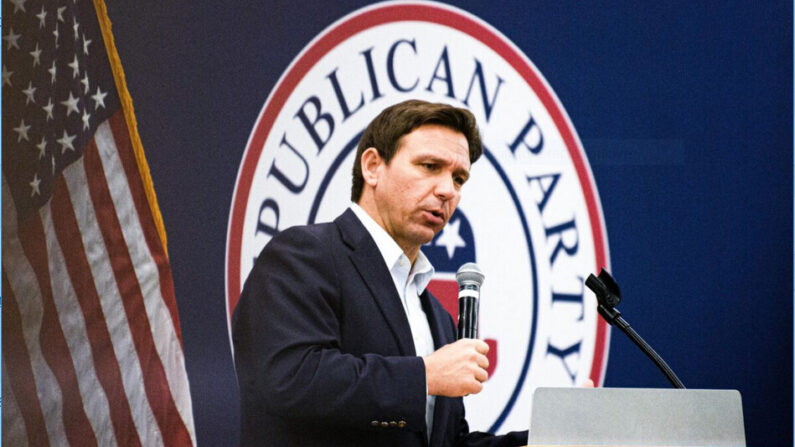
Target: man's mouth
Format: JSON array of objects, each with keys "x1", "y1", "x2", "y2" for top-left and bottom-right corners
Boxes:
[{"x1": 424, "y1": 209, "x2": 445, "y2": 225}]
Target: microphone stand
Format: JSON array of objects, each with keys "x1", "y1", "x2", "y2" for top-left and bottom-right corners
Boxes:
[{"x1": 586, "y1": 269, "x2": 686, "y2": 389}]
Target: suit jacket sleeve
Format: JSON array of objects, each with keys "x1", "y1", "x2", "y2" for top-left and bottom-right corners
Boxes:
[{"x1": 232, "y1": 225, "x2": 427, "y2": 432}]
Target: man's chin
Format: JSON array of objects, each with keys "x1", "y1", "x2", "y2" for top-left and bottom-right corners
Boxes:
[
  {"x1": 403, "y1": 220, "x2": 445, "y2": 249},
  {"x1": 414, "y1": 226, "x2": 441, "y2": 246}
]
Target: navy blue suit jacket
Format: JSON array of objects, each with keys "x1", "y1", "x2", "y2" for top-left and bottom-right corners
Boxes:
[{"x1": 232, "y1": 209, "x2": 527, "y2": 446}]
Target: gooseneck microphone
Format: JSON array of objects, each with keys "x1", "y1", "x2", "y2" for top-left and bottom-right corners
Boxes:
[
  {"x1": 456, "y1": 263, "x2": 484, "y2": 340},
  {"x1": 586, "y1": 268, "x2": 686, "y2": 389}
]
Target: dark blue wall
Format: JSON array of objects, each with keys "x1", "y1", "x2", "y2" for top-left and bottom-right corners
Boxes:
[{"x1": 105, "y1": 1, "x2": 793, "y2": 445}]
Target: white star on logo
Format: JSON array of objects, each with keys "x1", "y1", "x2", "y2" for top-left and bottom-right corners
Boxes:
[
  {"x1": 61, "y1": 91, "x2": 80, "y2": 116},
  {"x1": 57, "y1": 129, "x2": 76, "y2": 153},
  {"x1": 13, "y1": 119, "x2": 31, "y2": 142},
  {"x1": 435, "y1": 217, "x2": 467, "y2": 259}
]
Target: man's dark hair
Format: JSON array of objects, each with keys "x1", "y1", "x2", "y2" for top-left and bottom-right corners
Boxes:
[{"x1": 351, "y1": 99, "x2": 482, "y2": 202}]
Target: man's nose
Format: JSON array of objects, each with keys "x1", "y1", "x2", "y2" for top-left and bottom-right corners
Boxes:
[{"x1": 434, "y1": 175, "x2": 456, "y2": 200}]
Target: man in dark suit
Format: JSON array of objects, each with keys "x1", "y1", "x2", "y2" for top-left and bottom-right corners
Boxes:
[{"x1": 232, "y1": 100, "x2": 528, "y2": 446}]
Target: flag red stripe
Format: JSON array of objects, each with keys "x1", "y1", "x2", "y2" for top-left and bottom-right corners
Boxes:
[
  {"x1": 2, "y1": 273, "x2": 52, "y2": 447},
  {"x1": 108, "y1": 111, "x2": 183, "y2": 345},
  {"x1": 50, "y1": 175, "x2": 144, "y2": 447},
  {"x1": 17, "y1": 214, "x2": 98, "y2": 447},
  {"x1": 82, "y1": 140, "x2": 192, "y2": 445}
]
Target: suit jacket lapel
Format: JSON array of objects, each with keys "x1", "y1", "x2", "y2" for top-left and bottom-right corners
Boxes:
[
  {"x1": 421, "y1": 288, "x2": 455, "y2": 447},
  {"x1": 419, "y1": 289, "x2": 451, "y2": 350},
  {"x1": 335, "y1": 209, "x2": 416, "y2": 356}
]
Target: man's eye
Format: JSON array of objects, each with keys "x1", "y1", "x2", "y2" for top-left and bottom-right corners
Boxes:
[
  {"x1": 454, "y1": 176, "x2": 466, "y2": 186},
  {"x1": 422, "y1": 163, "x2": 437, "y2": 170}
]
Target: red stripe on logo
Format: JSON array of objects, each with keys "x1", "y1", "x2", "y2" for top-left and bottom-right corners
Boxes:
[
  {"x1": 83, "y1": 141, "x2": 192, "y2": 446},
  {"x1": 2, "y1": 273, "x2": 51, "y2": 447},
  {"x1": 50, "y1": 175, "x2": 143, "y2": 447}
]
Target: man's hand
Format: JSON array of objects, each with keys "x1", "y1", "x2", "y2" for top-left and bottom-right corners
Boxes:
[{"x1": 423, "y1": 339, "x2": 489, "y2": 397}]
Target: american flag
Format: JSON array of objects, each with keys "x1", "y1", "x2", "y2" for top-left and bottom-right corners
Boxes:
[{"x1": 2, "y1": 1, "x2": 195, "y2": 445}]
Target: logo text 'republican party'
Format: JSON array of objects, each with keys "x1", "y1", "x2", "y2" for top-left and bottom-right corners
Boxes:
[{"x1": 226, "y1": 1, "x2": 610, "y2": 432}]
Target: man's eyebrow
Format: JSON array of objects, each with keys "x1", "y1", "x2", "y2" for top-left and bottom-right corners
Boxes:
[
  {"x1": 414, "y1": 153, "x2": 445, "y2": 162},
  {"x1": 414, "y1": 153, "x2": 470, "y2": 176}
]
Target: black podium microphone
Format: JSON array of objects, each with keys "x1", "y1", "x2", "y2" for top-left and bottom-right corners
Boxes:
[
  {"x1": 586, "y1": 268, "x2": 686, "y2": 389},
  {"x1": 456, "y1": 263, "x2": 484, "y2": 340}
]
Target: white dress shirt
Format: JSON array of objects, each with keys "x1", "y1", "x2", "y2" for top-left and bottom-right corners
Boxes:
[{"x1": 350, "y1": 204, "x2": 437, "y2": 439}]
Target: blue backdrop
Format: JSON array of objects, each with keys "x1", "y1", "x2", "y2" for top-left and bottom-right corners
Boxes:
[{"x1": 105, "y1": 1, "x2": 793, "y2": 445}]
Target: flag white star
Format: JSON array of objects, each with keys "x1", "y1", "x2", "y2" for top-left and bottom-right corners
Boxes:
[
  {"x1": 10, "y1": 0, "x2": 27, "y2": 14},
  {"x1": 22, "y1": 81, "x2": 37, "y2": 104},
  {"x1": 36, "y1": 6, "x2": 47, "y2": 28},
  {"x1": 92, "y1": 86, "x2": 108, "y2": 110},
  {"x1": 81, "y1": 108, "x2": 91, "y2": 130},
  {"x1": 30, "y1": 173, "x2": 42, "y2": 197},
  {"x1": 80, "y1": 72, "x2": 90, "y2": 93},
  {"x1": 36, "y1": 137, "x2": 48, "y2": 159},
  {"x1": 52, "y1": 155, "x2": 56, "y2": 174},
  {"x1": 61, "y1": 91, "x2": 80, "y2": 116},
  {"x1": 68, "y1": 54, "x2": 80, "y2": 78},
  {"x1": 2, "y1": 65, "x2": 13, "y2": 86},
  {"x1": 30, "y1": 43, "x2": 43, "y2": 67},
  {"x1": 53, "y1": 24, "x2": 60, "y2": 47},
  {"x1": 48, "y1": 60, "x2": 57, "y2": 84},
  {"x1": 82, "y1": 33, "x2": 92, "y2": 55},
  {"x1": 57, "y1": 130, "x2": 76, "y2": 153},
  {"x1": 42, "y1": 97, "x2": 54, "y2": 120},
  {"x1": 57, "y1": 6, "x2": 66, "y2": 22},
  {"x1": 73, "y1": 17, "x2": 80, "y2": 40},
  {"x1": 13, "y1": 119, "x2": 31, "y2": 142},
  {"x1": 435, "y1": 218, "x2": 466, "y2": 259},
  {"x1": 4, "y1": 27, "x2": 21, "y2": 50}
]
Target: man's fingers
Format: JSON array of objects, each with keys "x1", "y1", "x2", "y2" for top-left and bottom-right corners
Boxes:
[
  {"x1": 463, "y1": 376, "x2": 484, "y2": 396},
  {"x1": 476, "y1": 353, "x2": 489, "y2": 370},
  {"x1": 474, "y1": 366, "x2": 488, "y2": 383},
  {"x1": 425, "y1": 339, "x2": 494, "y2": 397}
]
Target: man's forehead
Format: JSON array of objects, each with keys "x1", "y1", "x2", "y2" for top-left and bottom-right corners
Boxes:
[{"x1": 399, "y1": 124, "x2": 469, "y2": 156}]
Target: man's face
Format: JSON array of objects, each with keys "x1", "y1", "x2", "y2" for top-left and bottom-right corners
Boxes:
[{"x1": 371, "y1": 124, "x2": 471, "y2": 257}]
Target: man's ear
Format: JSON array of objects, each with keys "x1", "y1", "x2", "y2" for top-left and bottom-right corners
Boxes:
[{"x1": 360, "y1": 147, "x2": 382, "y2": 187}]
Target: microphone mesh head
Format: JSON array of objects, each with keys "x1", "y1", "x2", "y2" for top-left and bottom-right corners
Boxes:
[{"x1": 456, "y1": 262, "x2": 485, "y2": 286}]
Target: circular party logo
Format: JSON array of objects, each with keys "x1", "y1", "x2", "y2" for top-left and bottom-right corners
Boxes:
[{"x1": 226, "y1": 1, "x2": 610, "y2": 433}]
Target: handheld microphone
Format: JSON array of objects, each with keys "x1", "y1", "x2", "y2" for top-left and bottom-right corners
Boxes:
[{"x1": 456, "y1": 263, "x2": 484, "y2": 340}]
